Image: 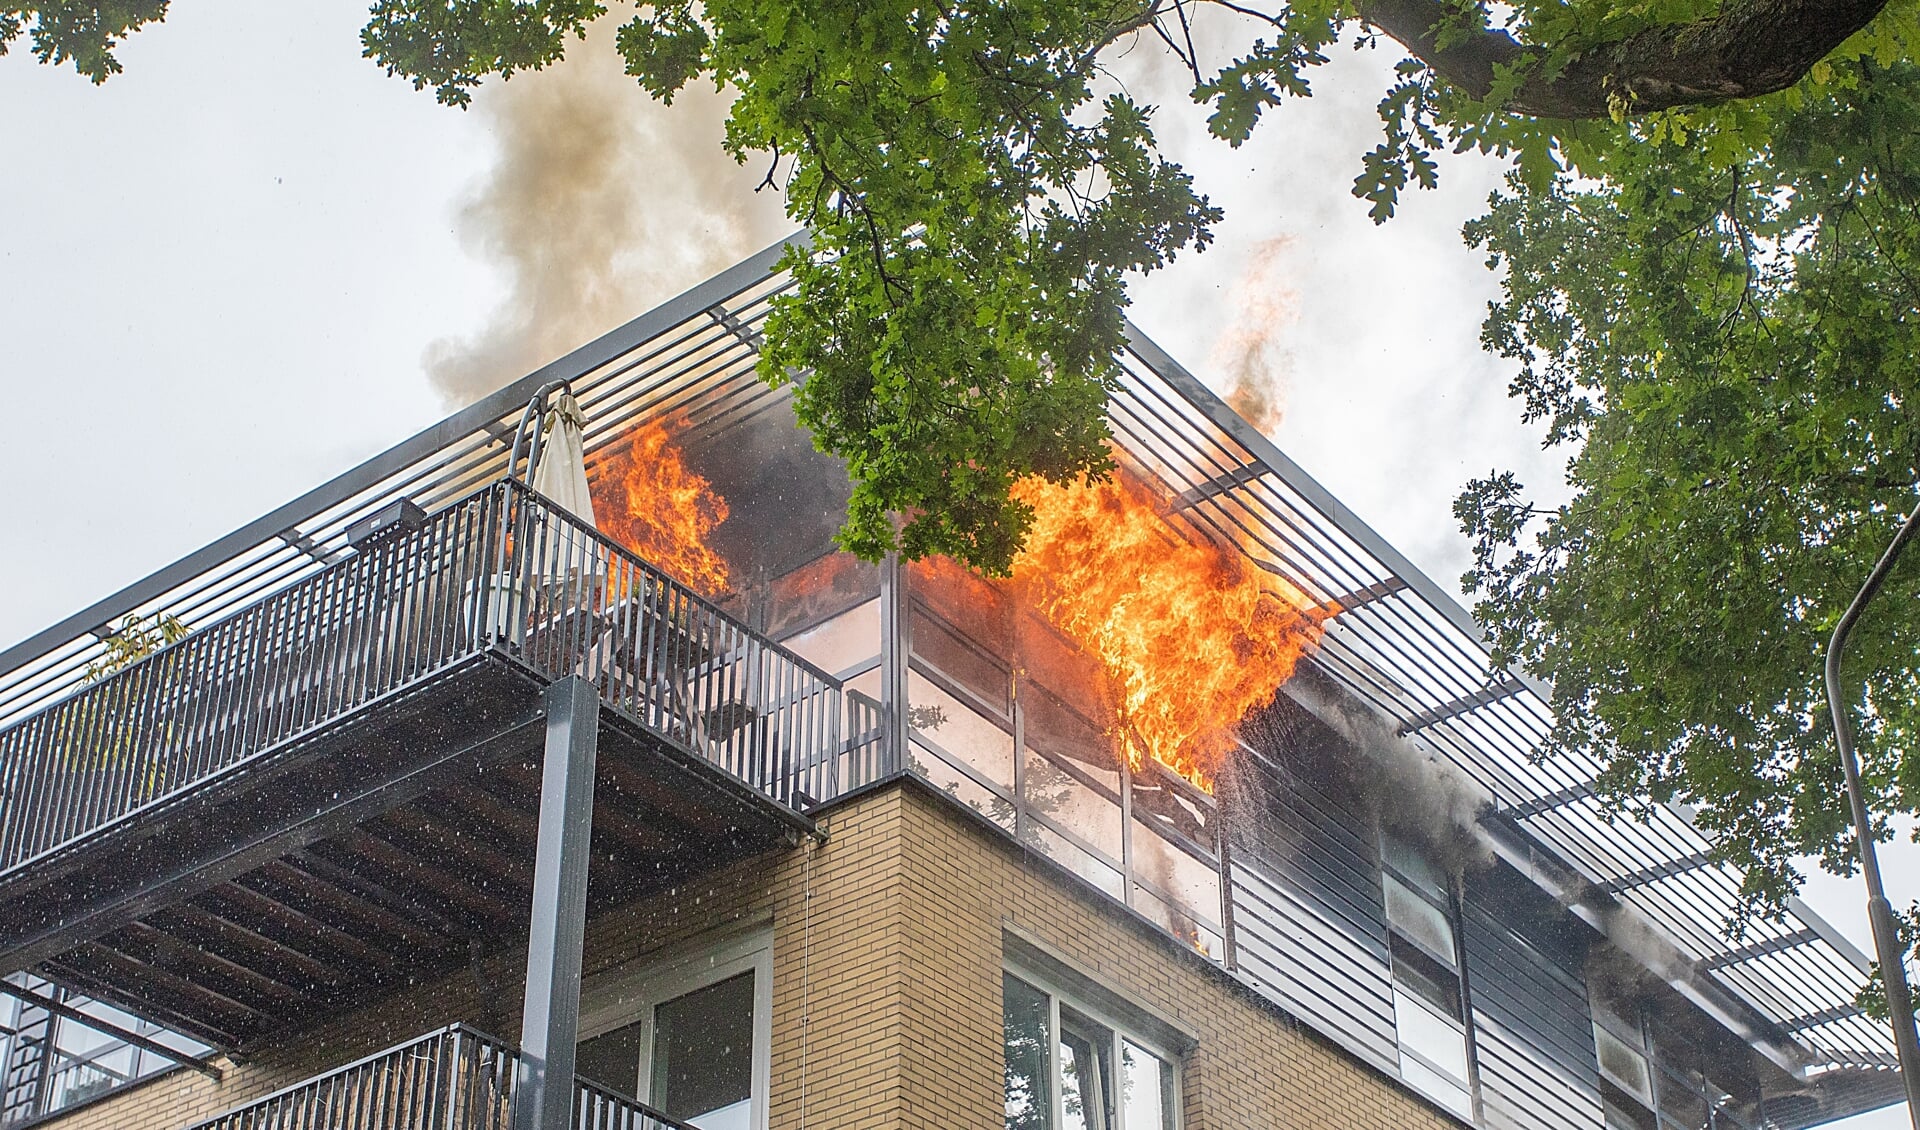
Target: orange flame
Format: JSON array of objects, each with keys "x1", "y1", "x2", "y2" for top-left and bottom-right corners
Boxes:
[
  {"x1": 1009, "y1": 468, "x2": 1333, "y2": 792},
  {"x1": 588, "y1": 412, "x2": 732, "y2": 597}
]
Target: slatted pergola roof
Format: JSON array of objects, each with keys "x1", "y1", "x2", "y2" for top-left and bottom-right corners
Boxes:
[{"x1": 0, "y1": 234, "x2": 1894, "y2": 1084}]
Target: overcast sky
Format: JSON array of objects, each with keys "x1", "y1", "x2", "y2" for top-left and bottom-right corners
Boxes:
[{"x1": 0, "y1": 4, "x2": 1912, "y2": 1124}]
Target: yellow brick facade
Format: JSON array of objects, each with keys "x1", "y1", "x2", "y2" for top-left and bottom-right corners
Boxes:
[{"x1": 37, "y1": 780, "x2": 1454, "y2": 1130}]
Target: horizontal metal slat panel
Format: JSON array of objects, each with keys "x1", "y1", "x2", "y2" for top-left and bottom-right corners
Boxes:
[{"x1": 1464, "y1": 902, "x2": 1603, "y2": 1130}]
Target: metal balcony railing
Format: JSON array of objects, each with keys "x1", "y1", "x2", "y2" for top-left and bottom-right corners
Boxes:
[
  {"x1": 184, "y1": 1024, "x2": 699, "y2": 1130},
  {"x1": 0, "y1": 479, "x2": 854, "y2": 876}
]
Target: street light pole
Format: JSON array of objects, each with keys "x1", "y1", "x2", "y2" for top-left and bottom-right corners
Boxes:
[{"x1": 1825, "y1": 496, "x2": 1920, "y2": 1129}]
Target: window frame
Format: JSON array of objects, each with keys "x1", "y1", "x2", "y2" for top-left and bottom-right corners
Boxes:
[
  {"x1": 1002, "y1": 965, "x2": 1184, "y2": 1130},
  {"x1": 1377, "y1": 831, "x2": 1478, "y2": 1122},
  {"x1": 578, "y1": 928, "x2": 774, "y2": 1130}
]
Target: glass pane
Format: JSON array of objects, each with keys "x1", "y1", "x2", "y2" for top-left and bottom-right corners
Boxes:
[
  {"x1": 651, "y1": 972, "x2": 755, "y2": 1127},
  {"x1": 1060, "y1": 1007, "x2": 1115, "y2": 1130},
  {"x1": 1656, "y1": 1067, "x2": 1710, "y2": 1129},
  {"x1": 1594, "y1": 1023, "x2": 1654, "y2": 1105},
  {"x1": 1393, "y1": 989, "x2": 1470, "y2": 1082},
  {"x1": 1384, "y1": 875, "x2": 1455, "y2": 964},
  {"x1": 1030, "y1": 819, "x2": 1126, "y2": 899},
  {"x1": 780, "y1": 599, "x2": 880, "y2": 677},
  {"x1": 1004, "y1": 974, "x2": 1052, "y2": 1130},
  {"x1": 1131, "y1": 818, "x2": 1223, "y2": 932},
  {"x1": 1399, "y1": 1053, "x2": 1475, "y2": 1121},
  {"x1": 1021, "y1": 680, "x2": 1120, "y2": 792},
  {"x1": 1129, "y1": 767, "x2": 1215, "y2": 855},
  {"x1": 1130, "y1": 884, "x2": 1223, "y2": 960},
  {"x1": 913, "y1": 737, "x2": 1016, "y2": 830},
  {"x1": 1381, "y1": 830, "x2": 1450, "y2": 901},
  {"x1": 767, "y1": 552, "x2": 880, "y2": 635},
  {"x1": 1121, "y1": 1041, "x2": 1174, "y2": 1130},
  {"x1": 909, "y1": 581, "x2": 1013, "y2": 717},
  {"x1": 1389, "y1": 933, "x2": 1462, "y2": 1019},
  {"x1": 577, "y1": 1020, "x2": 646, "y2": 1096},
  {"x1": 908, "y1": 669, "x2": 1015, "y2": 789},
  {"x1": 1023, "y1": 748, "x2": 1122, "y2": 861}
]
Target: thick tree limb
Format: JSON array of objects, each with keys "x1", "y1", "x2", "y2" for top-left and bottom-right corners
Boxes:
[{"x1": 1357, "y1": 0, "x2": 1891, "y2": 118}]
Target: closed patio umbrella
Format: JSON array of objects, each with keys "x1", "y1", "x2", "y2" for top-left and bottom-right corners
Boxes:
[{"x1": 530, "y1": 390, "x2": 598, "y2": 529}]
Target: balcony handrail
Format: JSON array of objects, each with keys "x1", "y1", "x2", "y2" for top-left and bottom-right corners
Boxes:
[
  {"x1": 0, "y1": 480, "x2": 861, "y2": 877},
  {"x1": 182, "y1": 1022, "x2": 705, "y2": 1130},
  {"x1": 498, "y1": 478, "x2": 839, "y2": 687}
]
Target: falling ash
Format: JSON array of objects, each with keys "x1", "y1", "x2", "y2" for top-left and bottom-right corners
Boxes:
[{"x1": 427, "y1": 18, "x2": 789, "y2": 406}]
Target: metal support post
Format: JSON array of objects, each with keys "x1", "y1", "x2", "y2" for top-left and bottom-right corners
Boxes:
[
  {"x1": 1825, "y1": 497, "x2": 1920, "y2": 1130},
  {"x1": 513, "y1": 676, "x2": 600, "y2": 1130},
  {"x1": 880, "y1": 553, "x2": 908, "y2": 775}
]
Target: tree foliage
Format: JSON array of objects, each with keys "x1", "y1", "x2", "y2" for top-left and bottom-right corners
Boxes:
[
  {"x1": 1458, "y1": 59, "x2": 1920, "y2": 933},
  {"x1": 13, "y1": 0, "x2": 1915, "y2": 572}
]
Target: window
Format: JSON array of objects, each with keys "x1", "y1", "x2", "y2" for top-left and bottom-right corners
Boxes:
[
  {"x1": 1380, "y1": 832, "x2": 1474, "y2": 1121},
  {"x1": 1003, "y1": 972, "x2": 1179, "y2": 1130},
  {"x1": 0, "y1": 976, "x2": 209, "y2": 1127},
  {"x1": 578, "y1": 932, "x2": 772, "y2": 1130},
  {"x1": 1594, "y1": 1015, "x2": 1658, "y2": 1130}
]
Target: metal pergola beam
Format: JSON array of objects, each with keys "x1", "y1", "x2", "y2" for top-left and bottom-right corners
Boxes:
[
  {"x1": 1785, "y1": 1005, "x2": 1869, "y2": 1032},
  {"x1": 1602, "y1": 851, "x2": 1717, "y2": 894},
  {"x1": 1328, "y1": 576, "x2": 1410, "y2": 613},
  {"x1": 1398, "y1": 677, "x2": 1527, "y2": 735},
  {"x1": 1502, "y1": 783, "x2": 1595, "y2": 820},
  {"x1": 1172, "y1": 463, "x2": 1266, "y2": 511},
  {"x1": 1701, "y1": 929, "x2": 1824, "y2": 971}
]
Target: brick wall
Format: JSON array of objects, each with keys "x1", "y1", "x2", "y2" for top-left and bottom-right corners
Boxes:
[{"x1": 36, "y1": 779, "x2": 1454, "y2": 1130}]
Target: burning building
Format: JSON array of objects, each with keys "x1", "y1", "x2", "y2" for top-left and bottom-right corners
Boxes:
[{"x1": 0, "y1": 236, "x2": 1904, "y2": 1130}]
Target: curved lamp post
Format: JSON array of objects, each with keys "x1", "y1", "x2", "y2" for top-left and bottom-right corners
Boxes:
[{"x1": 1825, "y1": 497, "x2": 1920, "y2": 1127}]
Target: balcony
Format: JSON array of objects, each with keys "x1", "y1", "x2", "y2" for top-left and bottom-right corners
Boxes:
[
  {"x1": 186, "y1": 1024, "x2": 695, "y2": 1130},
  {"x1": 0, "y1": 480, "x2": 879, "y2": 1051}
]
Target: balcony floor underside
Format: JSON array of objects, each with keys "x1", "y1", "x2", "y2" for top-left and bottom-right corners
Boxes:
[{"x1": 0, "y1": 651, "x2": 807, "y2": 1051}]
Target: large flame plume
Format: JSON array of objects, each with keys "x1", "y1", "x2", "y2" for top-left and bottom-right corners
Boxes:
[
  {"x1": 588, "y1": 413, "x2": 732, "y2": 597},
  {"x1": 1010, "y1": 468, "x2": 1332, "y2": 792}
]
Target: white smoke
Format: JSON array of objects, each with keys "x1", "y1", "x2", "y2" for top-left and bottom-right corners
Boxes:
[{"x1": 1278, "y1": 674, "x2": 1496, "y2": 876}]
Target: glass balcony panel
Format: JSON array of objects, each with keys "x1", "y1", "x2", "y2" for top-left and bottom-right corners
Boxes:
[
  {"x1": 907, "y1": 670, "x2": 1015, "y2": 792},
  {"x1": 1131, "y1": 816, "x2": 1223, "y2": 931},
  {"x1": 912, "y1": 737, "x2": 1016, "y2": 831},
  {"x1": 764, "y1": 552, "x2": 881, "y2": 640},
  {"x1": 1023, "y1": 747, "x2": 1122, "y2": 863},
  {"x1": 1129, "y1": 764, "x2": 1215, "y2": 855},
  {"x1": 1030, "y1": 820, "x2": 1126, "y2": 900},
  {"x1": 909, "y1": 584, "x2": 1013, "y2": 718},
  {"x1": 779, "y1": 598, "x2": 880, "y2": 678},
  {"x1": 1022, "y1": 682, "x2": 1120, "y2": 795}
]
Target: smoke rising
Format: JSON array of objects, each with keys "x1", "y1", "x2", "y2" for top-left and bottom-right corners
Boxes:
[
  {"x1": 1274, "y1": 672, "x2": 1495, "y2": 877},
  {"x1": 1208, "y1": 237, "x2": 1297, "y2": 436},
  {"x1": 427, "y1": 16, "x2": 789, "y2": 406}
]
